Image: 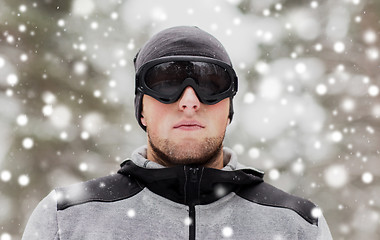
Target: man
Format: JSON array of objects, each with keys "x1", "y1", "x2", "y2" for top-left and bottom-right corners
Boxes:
[{"x1": 23, "y1": 26, "x2": 332, "y2": 239}]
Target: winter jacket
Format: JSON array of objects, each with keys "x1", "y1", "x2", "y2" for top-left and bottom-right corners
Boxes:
[{"x1": 22, "y1": 146, "x2": 333, "y2": 240}]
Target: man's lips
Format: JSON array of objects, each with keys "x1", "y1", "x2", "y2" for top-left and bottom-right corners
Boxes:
[{"x1": 173, "y1": 120, "x2": 205, "y2": 130}]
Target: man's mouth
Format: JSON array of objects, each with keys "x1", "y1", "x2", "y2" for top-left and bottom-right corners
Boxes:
[{"x1": 173, "y1": 120, "x2": 205, "y2": 130}]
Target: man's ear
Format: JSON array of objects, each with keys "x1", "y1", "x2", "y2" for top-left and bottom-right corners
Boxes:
[
  {"x1": 139, "y1": 94, "x2": 147, "y2": 127},
  {"x1": 140, "y1": 113, "x2": 147, "y2": 126}
]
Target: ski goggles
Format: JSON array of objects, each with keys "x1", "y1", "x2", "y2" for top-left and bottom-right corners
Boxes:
[{"x1": 135, "y1": 56, "x2": 238, "y2": 105}]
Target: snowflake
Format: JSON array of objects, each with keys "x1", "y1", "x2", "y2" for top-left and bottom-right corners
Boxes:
[
  {"x1": 1, "y1": 170, "x2": 12, "y2": 182},
  {"x1": 22, "y1": 138, "x2": 34, "y2": 149},
  {"x1": 324, "y1": 164, "x2": 348, "y2": 188},
  {"x1": 222, "y1": 226, "x2": 233, "y2": 238},
  {"x1": 18, "y1": 174, "x2": 30, "y2": 187}
]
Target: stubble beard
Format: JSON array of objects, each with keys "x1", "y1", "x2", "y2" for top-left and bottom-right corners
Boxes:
[{"x1": 147, "y1": 130, "x2": 225, "y2": 167}]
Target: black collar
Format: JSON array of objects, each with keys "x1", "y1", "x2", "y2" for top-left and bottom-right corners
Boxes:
[
  {"x1": 118, "y1": 160, "x2": 264, "y2": 206},
  {"x1": 57, "y1": 160, "x2": 317, "y2": 226}
]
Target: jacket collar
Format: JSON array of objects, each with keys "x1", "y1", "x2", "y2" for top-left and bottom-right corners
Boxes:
[{"x1": 118, "y1": 146, "x2": 264, "y2": 206}]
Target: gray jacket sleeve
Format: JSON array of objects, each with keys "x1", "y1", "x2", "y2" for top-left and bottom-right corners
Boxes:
[
  {"x1": 317, "y1": 214, "x2": 333, "y2": 240},
  {"x1": 22, "y1": 190, "x2": 60, "y2": 240}
]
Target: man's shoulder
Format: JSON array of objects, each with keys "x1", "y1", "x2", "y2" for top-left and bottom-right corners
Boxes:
[
  {"x1": 56, "y1": 173, "x2": 143, "y2": 210},
  {"x1": 236, "y1": 181, "x2": 318, "y2": 226}
]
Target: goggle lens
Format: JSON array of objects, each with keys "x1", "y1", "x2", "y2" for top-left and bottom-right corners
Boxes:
[{"x1": 145, "y1": 61, "x2": 231, "y2": 96}]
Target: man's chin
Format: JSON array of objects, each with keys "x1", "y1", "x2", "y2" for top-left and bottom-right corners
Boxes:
[
  {"x1": 148, "y1": 136, "x2": 224, "y2": 167},
  {"x1": 172, "y1": 131, "x2": 205, "y2": 140},
  {"x1": 175, "y1": 138, "x2": 203, "y2": 147}
]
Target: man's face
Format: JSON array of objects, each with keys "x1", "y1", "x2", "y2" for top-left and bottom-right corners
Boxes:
[{"x1": 141, "y1": 86, "x2": 230, "y2": 167}]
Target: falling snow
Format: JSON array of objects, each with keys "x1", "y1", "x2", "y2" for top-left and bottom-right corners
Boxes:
[
  {"x1": 127, "y1": 209, "x2": 136, "y2": 218},
  {"x1": 333, "y1": 42, "x2": 345, "y2": 53},
  {"x1": 183, "y1": 217, "x2": 192, "y2": 226},
  {"x1": 22, "y1": 138, "x2": 34, "y2": 149},
  {"x1": 0, "y1": 0, "x2": 379, "y2": 239},
  {"x1": 268, "y1": 169, "x2": 280, "y2": 181},
  {"x1": 324, "y1": 165, "x2": 349, "y2": 188},
  {"x1": 6, "y1": 74, "x2": 18, "y2": 86},
  {"x1": 0, "y1": 233, "x2": 12, "y2": 240},
  {"x1": 311, "y1": 207, "x2": 323, "y2": 219},
  {"x1": 1, "y1": 170, "x2": 12, "y2": 182},
  {"x1": 16, "y1": 114, "x2": 28, "y2": 126},
  {"x1": 79, "y1": 162, "x2": 88, "y2": 172},
  {"x1": 18, "y1": 175, "x2": 30, "y2": 187},
  {"x1": 222, "y1": 226, "x2": 234, "y2": 238},
  {"x1": 361, "y1": 172, "x2": 373, "y2": 184}
]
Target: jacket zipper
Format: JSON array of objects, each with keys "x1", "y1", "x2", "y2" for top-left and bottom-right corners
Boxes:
[
  {"x1": 189, "y1": 205, "x2": 196, "y2": 240},
  {"x1": 186, "y1": 166, "x2": 201, "y2": 240}
]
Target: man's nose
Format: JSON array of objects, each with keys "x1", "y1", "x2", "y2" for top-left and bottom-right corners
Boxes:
[{"x1": 178, "y1": 87, "x2": 201, "y2": 112}]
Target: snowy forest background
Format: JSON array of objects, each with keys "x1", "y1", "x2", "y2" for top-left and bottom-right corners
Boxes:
[{"x1": 1, "y1": 0, "x2": 380, "y2": 239}]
